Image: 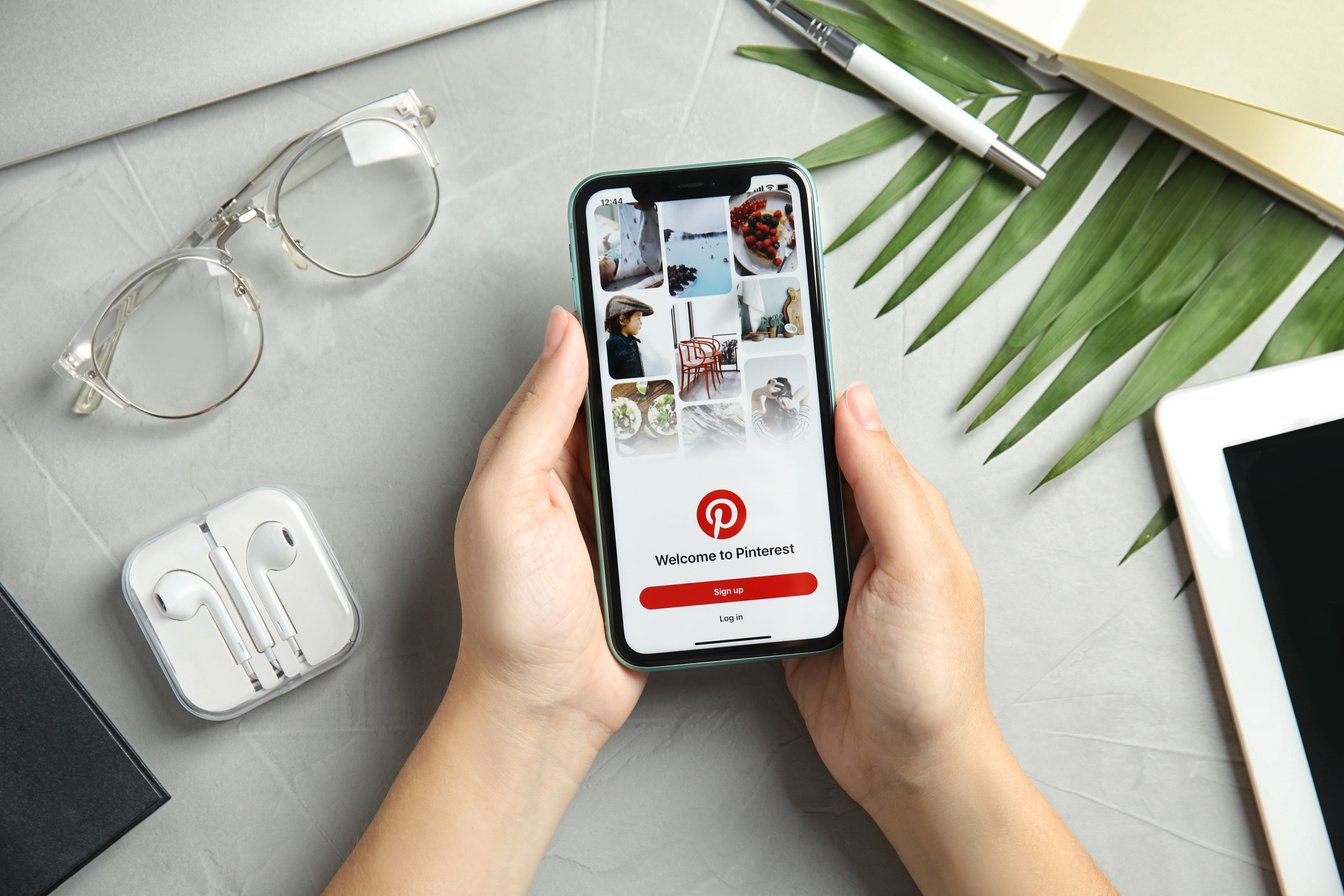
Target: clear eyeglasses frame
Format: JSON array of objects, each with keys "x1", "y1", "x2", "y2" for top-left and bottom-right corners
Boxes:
[{"x1": 54, "y1": 88, "x2": 441, "y2": 419}]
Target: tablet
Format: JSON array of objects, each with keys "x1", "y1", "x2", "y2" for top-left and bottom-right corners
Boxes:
[{"x1": 1157, "y1": 350, "x2": 1344, "y2": 895}]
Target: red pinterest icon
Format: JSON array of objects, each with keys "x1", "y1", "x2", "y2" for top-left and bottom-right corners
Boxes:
[{"x1": 697, "y1": 489, "x2": 747, "y2": 540}]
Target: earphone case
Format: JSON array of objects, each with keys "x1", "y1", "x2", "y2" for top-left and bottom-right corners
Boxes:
[{"x1": 122, "y1": 486, "x2": 362, "y2": 720}]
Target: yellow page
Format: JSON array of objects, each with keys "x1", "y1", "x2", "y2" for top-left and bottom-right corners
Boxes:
[
  {"x1": 1063, "y1": 0, "x2": 1344, "y2": 133},
  {"x1": 1085, "y1": 60, "x2": 1344, "y2": 223}
]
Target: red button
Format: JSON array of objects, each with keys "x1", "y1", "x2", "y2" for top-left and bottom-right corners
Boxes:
[{"x1": 640, "y1": 572, "x2": 818, "y2": 609}]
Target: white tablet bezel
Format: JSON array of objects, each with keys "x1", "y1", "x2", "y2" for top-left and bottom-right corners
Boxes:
[{"x1": 1156, "y1": 349, "x2": 1344, "y2": 896}]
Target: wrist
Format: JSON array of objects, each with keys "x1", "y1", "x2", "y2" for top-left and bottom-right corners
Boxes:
[
  {"x1": 861, "y1": 704, "x2": 1006, "y2": 819},
  {"x1": 854, "y1": 709, "x2": 1117, "y2": 896},
  {"x1": 438, "y1": 660, "x2": 607, "y2": 780},
  {"x1": 326, "y1": 659, "x2": 603, "y2": 896},
  {"x1": 859, "y1": 712, "x2": 1027, "y2": 876}
]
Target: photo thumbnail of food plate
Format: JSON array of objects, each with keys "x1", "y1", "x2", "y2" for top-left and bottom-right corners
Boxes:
[
  {"x1": 729, "y1": 190, "x2": 797, "y2": 275},
  {"x1": 610, "y1": 379, "x2": 679, "y2": 457}
]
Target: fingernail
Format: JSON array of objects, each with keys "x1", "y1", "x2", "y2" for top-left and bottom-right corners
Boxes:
[
  {"x1": 846, "y1": 381, "x2": 883, "y2": 431},
  {"x1": 541, "y1": 306, "x2": 566, "y2": 358}
]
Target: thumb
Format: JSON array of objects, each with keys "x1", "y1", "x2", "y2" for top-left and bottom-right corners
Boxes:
[
  {"x1": 476, "y1": 306, "x2": 589, "y2": 476},
  {"x1": 834, "y1": 383, "x2": 939, "y2": 572}
]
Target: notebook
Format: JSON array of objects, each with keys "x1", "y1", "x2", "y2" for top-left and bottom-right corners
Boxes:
[
  {"x1": 917, "y1": 0, "x2": 1344, "y2": 230},
  {"x1": 0, "y1": 582, "x2": 169, "y2": 896}
]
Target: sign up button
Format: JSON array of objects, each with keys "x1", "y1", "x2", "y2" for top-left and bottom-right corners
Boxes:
[{"x1": 640, "y1": 572, "x2": 818, "y2": 610}]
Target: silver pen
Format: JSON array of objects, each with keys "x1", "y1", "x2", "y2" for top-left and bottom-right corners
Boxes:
[{"x1": 754, "y1": 0, "x2": 1047, "y2": 187}]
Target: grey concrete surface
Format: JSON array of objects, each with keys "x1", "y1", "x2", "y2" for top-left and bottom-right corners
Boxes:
[{"x1": 3, "y1": 1, "x2": 1333, "y2": 893}]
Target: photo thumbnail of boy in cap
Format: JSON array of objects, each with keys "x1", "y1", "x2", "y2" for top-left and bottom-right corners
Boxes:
[{"x1": 605, "y1": 295, "x2": 655, "y2": 380}]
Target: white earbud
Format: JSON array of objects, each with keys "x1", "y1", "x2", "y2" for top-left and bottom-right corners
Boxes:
[
  {"x1": 247, "y1": 521, "x2": 305, "y2": 661},
  {"x1": 208, "y1": 544, "x2": 284, "y2": 678},
  {"x1": 152, "y1": 569, "x2": 261, "y2": 689}
]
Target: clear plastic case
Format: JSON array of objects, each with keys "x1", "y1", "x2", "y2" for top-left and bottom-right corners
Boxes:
[{"x1": 122, "y1": 486, "x2": 361, "y2": 720}]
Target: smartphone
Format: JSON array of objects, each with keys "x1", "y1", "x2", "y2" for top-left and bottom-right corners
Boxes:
[{"x1": 568, "y1": 159, "x2": 849, "y2": 670}]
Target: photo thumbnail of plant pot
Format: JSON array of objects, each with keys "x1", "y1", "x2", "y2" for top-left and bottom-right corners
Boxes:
[
  {"x1": 681, "y1": 402, "x2": 746, "y2": 456},
  {"x1": 659, "y1": 196, "x2": 732, "y2": 298},
  {"x1": 671, "y1": 294, "x2": 742, "y2": 403},
  {"x1": 738, "y1": 277, "x2": 804, "y2": 343},
  {"x1": 610, "y1": 379, "x2": 679, "y2": 457},
  {"x1": 593, "y1": 201, "x2": 664, "y2": 292},
  {"x1": 729, "y1": 188, "x2": 797, "y2": 276},
  {"x1": 745, "y1": 354, "x2": 813, "y2": 444}
]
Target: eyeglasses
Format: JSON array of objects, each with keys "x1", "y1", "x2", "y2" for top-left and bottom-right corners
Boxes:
[{"x1": 54, "y1": 89, "x2": 440, "y2": 419}]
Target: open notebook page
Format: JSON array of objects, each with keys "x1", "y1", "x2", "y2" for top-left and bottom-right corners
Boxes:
[
  {"x1": 1087, "y1": 61, "x2": 1344, "y2": 223},
  {"x1": 1064, "y1": 0, "x2": 1344, "y2": 134}
]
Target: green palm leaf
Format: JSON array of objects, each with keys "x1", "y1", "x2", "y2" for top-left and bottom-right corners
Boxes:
[
  {"x1": 1119, "y1": 242, "x2": 1344, "y2": 555},
  {"x1": 904, "y1": 100, "x2": 1122, "y2": 344},
  {"x1": 859, "y1": 96, "x2": 1029, "y2": 289},
  {"x1": 1254, "y1": 248, "x2": 1344, "y2": 368},
  {"x1": 986, "y1": 176, "x2": 1272, "y2": 461},
  {"x1": 852, "y1": 0, "x2": 1037, "y2": 90},
  {"x1": 968, "y1": 146, "x2": 1220, "y2": 428},
  {"x1": 1121, "y1": 497, "x2": 1178, "y2": 563},
  {"x1": 798, "y1": 111, "x2": 925, "y2": 169},
  {"x1": 829, "y1": 133, "x2": 955, "y2": 250},
  {"x1": 793, "y1": 0, "x2": 996, "y2": 97},
  {"x1": 735, "y1": 46, "x2": 881, "y2": 98},
  {"x1": 829, "y1": 99, "x2": 991, "y2": 250},
  {"x1": 957, "y1": 119, "x2": 1180, "y2": 408},
  {"x1": 737, "y1": 0, "x2": 1343, "y2": 562},
  {"x1": 1041, "y1": 202, "x2": 1331, "y2": 487},
  {"x1": 895, "y1": 97, "x2": 1130, "y2": 342}
]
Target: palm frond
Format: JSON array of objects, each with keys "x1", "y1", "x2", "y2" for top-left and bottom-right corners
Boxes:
[
  {"x1": 851, "y1": 0, "x2": 1037, "y2": 90},
  {"x1": 794, "y1": 0, "x2": 993, "y2": 97},
  {"x1": 1254, "y1": 249, "x2": 1344, "y2": 368},
  {"x1": 829, "y1": 128, "x2": 959, "y2": 251},
  {"x1": 1041, "y1": 202, "x2": 1330, "y2": 486},
  {"x1": 797, "y1": 112, "x2": 925, "y2": 169},
  {"x1": 986, "y1": 177, "x2": 1271, "y2": 461},
  {"x1": 858, "y1": 96, "x2": 1029, "y2": 289},
  {"x1": 906, "y1": 102, "x2": 1128, "y2": 347},
  {"x1": 737, "y1": 0, "x2": 1342, "y2": 560},
  {"x1": 967, "y1": 147, "x2": 1220, "y2": 429},
  {"x1": 957, "y1": 118, "x2": 1170, "y2": 405},
  {"x1": 881, "y1": 95, "x2": 1088, "y2": 321},
  {"x1": 1122, "y1": 497, "x2": 1178, "y2": 563},
  {"x1": 735, "y1": 46, "x2": 881, "y2": 98}
]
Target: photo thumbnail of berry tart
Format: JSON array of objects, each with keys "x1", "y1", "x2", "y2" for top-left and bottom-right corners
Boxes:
[{"x1": 730, "y1": 191, "x2": 797, "y2": 275}]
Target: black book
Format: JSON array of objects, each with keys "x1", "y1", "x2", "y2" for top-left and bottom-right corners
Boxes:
[{"x1": 0, "y1": 582, "x2": 169, "y2": 895}]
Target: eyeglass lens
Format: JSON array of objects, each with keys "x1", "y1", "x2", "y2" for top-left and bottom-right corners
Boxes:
[
  {"x1": 276, "y1": 120, "x2": 438, "y2": 276},
  {"x1": 92, "y1": 259, "x2": 262, "y2": 417}
]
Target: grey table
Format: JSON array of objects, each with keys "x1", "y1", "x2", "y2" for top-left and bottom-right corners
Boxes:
[{"x1": 4, "y1": 2, "x2": 1333, "y2": 893}]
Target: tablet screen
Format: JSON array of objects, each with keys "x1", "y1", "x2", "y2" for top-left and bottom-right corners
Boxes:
[{"x1": 1225, "y1": 417, "x2": 1344, "y2": 870}]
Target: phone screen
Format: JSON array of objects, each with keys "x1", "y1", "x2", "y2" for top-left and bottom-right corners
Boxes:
[{"x1": 571, "y1": 162, "x2": 847, "y2": 667}]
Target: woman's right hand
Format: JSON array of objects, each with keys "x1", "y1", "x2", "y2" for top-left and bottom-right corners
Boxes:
[
  {"x1": 785, "y1": 383, "x2": 994, "y2": 804},
  {"x1": 787, "y1": 384, "x2": 1115, "y2": 896}
]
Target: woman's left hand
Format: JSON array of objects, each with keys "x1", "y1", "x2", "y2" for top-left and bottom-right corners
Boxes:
[
  {"x1": 453, "y1": 305, "x2": 646, "y2": 750},
  {"x1": 324, "y1": 307, "x2": 645, "y2": 896}
]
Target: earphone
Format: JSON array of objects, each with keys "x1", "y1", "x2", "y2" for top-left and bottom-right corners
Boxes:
[
  {"x1": 247, "y1": 521, "x2": 306, "y2": 661},
  {"x1": 205, "y1": 531, "x2": 284, "y2": 679},
  {"x1": 152, "y1": 569, "x2": 262, "y2": 690}
]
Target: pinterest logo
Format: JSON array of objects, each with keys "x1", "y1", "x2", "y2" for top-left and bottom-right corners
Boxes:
[{"x1": 697, "y1": 489, "x2": 747, "y2": 540}]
